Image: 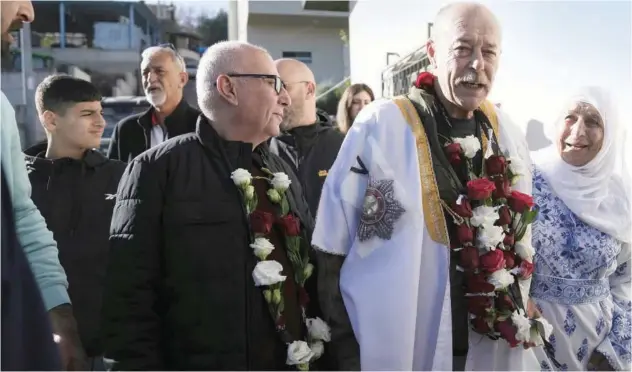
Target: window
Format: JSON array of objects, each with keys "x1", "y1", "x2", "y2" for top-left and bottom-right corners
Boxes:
[{"x1": 282, "y1": 51, "x2": 312, "y2": 64}]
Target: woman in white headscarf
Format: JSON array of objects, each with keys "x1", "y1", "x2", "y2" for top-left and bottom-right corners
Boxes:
[{"x1": 530, "y1": 86, "x2": 631, "y2": 371}]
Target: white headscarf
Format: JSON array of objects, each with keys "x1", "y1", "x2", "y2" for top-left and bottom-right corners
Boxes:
[{"x1": 532, "y1": 86, "x2": 631, "y2": 243}]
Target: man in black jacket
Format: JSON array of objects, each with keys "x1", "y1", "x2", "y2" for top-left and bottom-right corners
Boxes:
[
  {"x1": 270, "y1": 59, "x2": 345, "y2": 214},
  {"x1": 26, "y1": 75, "x2": 126, "y2": 370},
  {"x1": 102, "y1": 41, "x2": 331, "y2": 370},
  {"x1": 107, "y1": 44, "x2": 200, "y2": 162}
]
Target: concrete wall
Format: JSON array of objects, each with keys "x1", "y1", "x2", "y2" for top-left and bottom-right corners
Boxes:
[{"x1": 247, "y1": 23, "x2": 348, "y2": 85}]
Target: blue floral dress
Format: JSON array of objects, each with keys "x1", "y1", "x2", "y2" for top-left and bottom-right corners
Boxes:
[{"x1": 530, "y1": 167, "x2": 631, "y2": 371}]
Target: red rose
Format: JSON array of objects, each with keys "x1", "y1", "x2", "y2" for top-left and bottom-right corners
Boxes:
[
  {"x1": 278, "y1": 214, "x2": 301, "y2": 236},
  {"x1": 495, "y1": 320, "x2": 520, "y2": 347},
  {"x1": 518, "y1": 260, "x2": 534, "y2": 279},
  {"x1": 466, "y1": 272, "x2": 495, "y2": 293},
  {"x1": 467, "y1": 178, "x2": 496, "y2": 200},
  {"x1": 445, "y1": 143, "x2": 463, "y2": 166},
  {"x1": 459, "y1": 246, "x2": 480, "y2": 270},
  {"x1": 456, "y1": 224, "x2": 475, "y2": 245},
  {"x1": 503, "y1": 233, "x2": 515, "y2": 247},
  {"x1": 496, "y1": 293, "x2": 516, "y2": 312},
  {"x1": 415, "y1": 71, "x2": 435, "y2": 88},
  {"x1": 275, "y1": 314, "x2": 286, "y2": 330},
  {"x1": 472, "y1": 316, "x2": 492, "y2": 334},
  {"x1": 480, "y1": 249, "x2": 506, "y2": 273},
  {"x1": 451, "y1": 196, "x2": 473, "y2": 218},
  {"x1": 250, "y1": 210, "x2": 274, "y2": 235},
  {"x1": 508, "y1": 190, "x2": 535, "y2": 214},
  {"x1": 503, "y1": 250, "x2": 517, "y2": 269},
  {"x1": 493, "y1": 178, "x2": 512, "y2": 200},
  {"x1": 467, "y1": 296, "x2": 493, "y2": 316},
  {"x1": 486, "y1": 155, "x2": 508, "y2": 175},
  {"x1": 298, "y1": 287, "x2": 310, "y2": 308},
  {"x1": 496, "y1": 206, "x2": 512, "y2": 226}
]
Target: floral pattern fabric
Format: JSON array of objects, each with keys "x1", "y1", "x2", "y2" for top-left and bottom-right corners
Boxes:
[{"x1": 531, "y1": 167, "x2": 631, "y2": 371}]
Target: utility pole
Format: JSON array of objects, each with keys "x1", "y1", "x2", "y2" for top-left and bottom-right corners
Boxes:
[{"x1": 20, "y1": 22, "x2": 38, "y2": 147}]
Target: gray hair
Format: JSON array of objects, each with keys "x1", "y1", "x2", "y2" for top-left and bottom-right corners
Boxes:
[
  {"x1": 141, "y1": 46, "x2": 186, "y2": 72},
  {"x1": 196, "y1": 41, "x2": 268, "y2": 120}
]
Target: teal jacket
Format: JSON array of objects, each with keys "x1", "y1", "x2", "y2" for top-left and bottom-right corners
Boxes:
[{"x1": 1, "y1": 91, "x2": 70, "y2": 310}]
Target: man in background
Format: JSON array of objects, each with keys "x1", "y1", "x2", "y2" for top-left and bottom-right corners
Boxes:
[
  {"x1": 107, "y1": 44, "x2": 200, "y2": 161},
  {"x1": 25, "y1": 75, "x2": 126, "y2": 370},
  {"x1": 0, "y1": 1, "x2": 86, "y2": 369},
  {"x1": 270, "y1": 58, "x2": 345, "y2": 214}
]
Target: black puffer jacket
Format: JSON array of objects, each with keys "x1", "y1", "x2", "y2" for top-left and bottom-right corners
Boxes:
[
  {"x1": 269, "y1": 111, "x2": 345, "y2": 214},
  {"x1": 24, "y1": 142, "x2": 126, "y2": 357},
  {"x1": 102, "y1": 116, "x2": 323, "y2": 370}
]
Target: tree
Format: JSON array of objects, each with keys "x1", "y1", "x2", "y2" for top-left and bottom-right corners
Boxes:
[{"x1": 195, "y1": 9, "x2": 229, "y2": 47}]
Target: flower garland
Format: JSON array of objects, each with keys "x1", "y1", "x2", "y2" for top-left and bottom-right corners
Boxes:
[
  {"x1": 231, "y1": 168, "x2": 330, "y2": 370},
  {"x1": 414, "y1": 72, "x2": 553, "y2": 348}
]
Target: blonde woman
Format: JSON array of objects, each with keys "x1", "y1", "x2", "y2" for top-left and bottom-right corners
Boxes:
[{"x1": 335, "y1": 83, "x2": 374, "y2": 134}]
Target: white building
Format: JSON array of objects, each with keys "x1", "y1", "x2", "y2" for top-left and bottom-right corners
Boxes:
[{"x1": 228, "y1": 0, "x2": 350, "y2": 86}]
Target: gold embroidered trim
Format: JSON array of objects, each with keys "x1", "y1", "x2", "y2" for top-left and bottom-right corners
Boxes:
[{"x1": 393, "y1": 97, "x2": 449, "y2": 246}]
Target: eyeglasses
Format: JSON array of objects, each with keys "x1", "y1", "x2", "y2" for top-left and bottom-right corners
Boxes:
[{"x1": 219, "y1": 73, "x2": 285, "y2": 94}]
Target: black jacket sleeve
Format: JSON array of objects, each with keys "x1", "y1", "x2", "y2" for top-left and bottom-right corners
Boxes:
[
  {"x1": 101, "y1": 158, "x2": 164, "y2": 370},
  {"x1": 107, "y1": 121, "x2": 122, "y2": 161}
]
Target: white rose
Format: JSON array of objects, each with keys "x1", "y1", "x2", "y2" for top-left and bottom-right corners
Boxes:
[
  {"x1": 286, "y1": 340, "x2": 314, "y2": 365},
  {"x1": 511, "y1": 309, "x2": 532, "y2": 342},
  {"x1": 310, "y1": 341, "x2": 325, "y2": 360},
  {"x1": 307, "y1": 317, "x2": 331, "y2": 342},
  {"x1": 530, "y1": 317, "x2": 553, "y2": 347},
  {"x1": 515, "y1": 241, "x2": 535, "y2": 260},
  {"x1": 453, "y1": 135, "x2": 481, "y2": 159},
  {"x1": 476, "y1": 225, "x2": 505, "y2": 251},
  {"x1": 487, "y1": 268, "x2": 515, "y2": 289},
  {"x1": 250, "y1": 237, "x2": 275, "y2": 260},
  {"x1": 470, "y1": 206, "x2": 499, "y2": 227},
  {"x1": 508, "y1": 156, "x2": 527, "y2": 177},
  {"x1": 231, "y1": 168, "x2": 252, "y2": 188},
  {"x1": 252, "y1": 260, "x2": 286, "y2": 286},
  {"x1": 271, "y1": 172, "x2": 292, "y2": 191}
]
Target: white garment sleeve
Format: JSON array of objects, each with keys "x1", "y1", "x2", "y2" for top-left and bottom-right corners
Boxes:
[{"x1": 312, "y1": 106, "x2": 373, "y2": 256}]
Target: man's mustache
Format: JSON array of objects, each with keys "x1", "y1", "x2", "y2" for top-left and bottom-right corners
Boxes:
[{"x1": 457, "y1": 72, "x2": 488, "y2": 86}]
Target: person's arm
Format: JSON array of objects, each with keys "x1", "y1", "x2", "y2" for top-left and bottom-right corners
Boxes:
[
  {"x1": 592, "y1": 242, "x2": 631, "y2": 370},
  {"x1": 107, "y1": 120, "x2": 122, "y2": 160},
  {"x1": 101, "y1": 157, "x2": 165, "y2": 370},
  {"x1": 0, "y1": 92, "x2": 69, "y2": 311}
]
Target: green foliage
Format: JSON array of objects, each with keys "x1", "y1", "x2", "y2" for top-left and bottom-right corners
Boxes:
[
  {"x1": 195, "y1": 9, "x2": 229, "y2": 47},
  {"x1": 316, "y1": 80, "x2": 350, "y2": 115}
]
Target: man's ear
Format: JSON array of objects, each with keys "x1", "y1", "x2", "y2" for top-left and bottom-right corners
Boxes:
[
  {"x1": 179, "y1": 71, "x2": 189, "y2": 88},
  {"x1": 41, "y1": 111, "x2": 57, "y2": 133},
  {"x1": 426, "y1": 39, "x2": 438, "y2": 69},
  {"x1": 306, "y1": 82, "x2": 316, "y2": 99},
  {"x1": 216, "y1": 75, "x2": 239, "y2": 106}
]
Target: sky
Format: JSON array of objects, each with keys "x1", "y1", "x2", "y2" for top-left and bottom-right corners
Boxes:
[
  {"x1": 349, "y1": 0, "x2": 631, "y2": 134},
  {"x1": 144, "y1": 0, "x2": 228, "y2": 17}
]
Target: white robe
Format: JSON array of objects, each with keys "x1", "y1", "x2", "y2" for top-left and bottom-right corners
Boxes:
[{"x1": 312, "y1": 97, "x2": 542, "y2": 371}]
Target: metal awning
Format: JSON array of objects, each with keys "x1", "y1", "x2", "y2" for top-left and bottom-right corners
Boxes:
[{"x1": 381, "y1": 45, "x2": 430, "y2": 98}]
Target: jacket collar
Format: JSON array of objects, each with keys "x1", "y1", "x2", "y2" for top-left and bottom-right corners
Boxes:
[
  {"x1": 24, "y1": 140, "x2": 109, "y2": 169},
  {"x1": 196, "y1": 115, "x2": 253, "y2": 169},
  {"x1": 138, "y1": 98, "x2": 192, "y2": 130}
]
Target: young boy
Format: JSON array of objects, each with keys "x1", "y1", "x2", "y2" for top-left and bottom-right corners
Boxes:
[{"x1": 24, "y1": 75, "x2": 126, "y2": 370}]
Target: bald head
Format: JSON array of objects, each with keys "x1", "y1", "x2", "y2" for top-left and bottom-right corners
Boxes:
[
  {"x1": 432, "y1": 2, "x2": 501, "y2": 43},
  {"x1": 275, "y1": 58, "x2": 315, "y2": 85},
  {"x1": 426, "y1": 2, "x2": 502, "y2": 119},
  {"x1": 197, "y1": 40, "x2": 270, "y2": 119},
  {"x1": 275, "y1": 58, "x2": 317, "y2": 130}
]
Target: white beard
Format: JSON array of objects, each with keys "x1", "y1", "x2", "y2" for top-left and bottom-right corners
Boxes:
[{"x1": 146, "y1": 90, "x2": 166, "y2": 107}]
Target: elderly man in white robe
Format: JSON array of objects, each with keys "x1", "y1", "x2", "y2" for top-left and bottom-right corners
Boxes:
[{"x1": 313, "y1": 2, "x2": 551, "y2": 371}]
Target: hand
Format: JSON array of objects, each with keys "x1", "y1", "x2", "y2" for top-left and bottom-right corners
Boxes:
[
  {"x1": 49, "y1": 304, "x2": 89, "y2": 371},
  {"x1": 587, "y1": 351, "x2": 614, "y2": 371}
]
